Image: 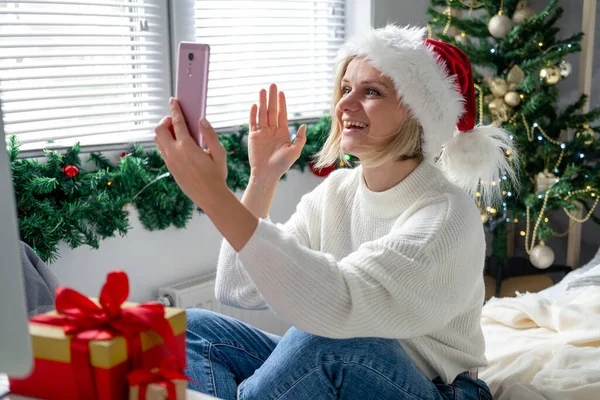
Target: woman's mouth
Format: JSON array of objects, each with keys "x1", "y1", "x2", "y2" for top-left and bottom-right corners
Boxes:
[{"x1": 342, "y1": 120, "x2": 369, "y2": 134}]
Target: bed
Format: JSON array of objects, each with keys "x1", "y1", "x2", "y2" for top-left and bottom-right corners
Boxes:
[{"x1": 479, "y1": 247, "x2": 600, "y2": 400}]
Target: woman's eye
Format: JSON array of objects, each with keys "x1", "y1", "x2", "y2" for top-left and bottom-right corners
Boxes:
[{"x1": 341, "y1": 87, "x2": 380, "y2": 96}]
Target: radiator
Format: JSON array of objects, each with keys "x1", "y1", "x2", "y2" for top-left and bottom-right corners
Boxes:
[{"x1": 157, "y1": 273, "x2": 291, "y2": 336}]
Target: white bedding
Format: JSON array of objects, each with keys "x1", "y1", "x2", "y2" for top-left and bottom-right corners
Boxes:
[
  {"x1": 537, "y1": 248, "x2": 600, "y2": 301},
  {"x1": 480, "y1": 248, "x2": 600, "y2": 400}
]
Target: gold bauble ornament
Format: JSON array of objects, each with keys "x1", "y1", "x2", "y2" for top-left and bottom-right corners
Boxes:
[
  {"x1": 488, "y1": 14, "x2": 513, "y2": 38},
  {"x1": 488, "y1": 97, "x2": 512, "y2": 122},
  {"x1": 535, "y1": 169, "x2": 559, "y2": 193},
  {"x1": 539, "y1": 66, "x2": 561, "y2": 85},
  {"x1": 489, "y1": 77, "x2": 509, "y2": 97},
  {"x1": 529, "y1": 242, "x2": 554, "y2": 269},
  {"x1": 504, "y1": 91, "x2": 521, "y2": 107},
  {"x1": 559, "y1": 59, "x2": 572, "y2": 78},
  {"x1": 576, "y1": 125, "x2": 596, "y2": 145},
  {"x1": 512, "y1": 3, "x2": 536, "y2": 24}
]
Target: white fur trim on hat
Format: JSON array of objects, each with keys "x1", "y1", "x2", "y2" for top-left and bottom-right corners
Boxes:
[{"x1": 337, "y1": 25, "x2": 463, "y2": 160}]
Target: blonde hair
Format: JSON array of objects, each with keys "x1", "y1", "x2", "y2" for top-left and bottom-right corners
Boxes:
[{"x1": 314, "y1": 56, "x2": 424, "y2": 169}]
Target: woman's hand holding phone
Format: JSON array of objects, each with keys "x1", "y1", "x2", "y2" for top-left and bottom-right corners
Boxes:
[
  {"x1": 248, "y1": 84, "x2": 307, "y2": 189},
  {"x1": 154, "y1": 98, "x2": 228, "y2": 210}
]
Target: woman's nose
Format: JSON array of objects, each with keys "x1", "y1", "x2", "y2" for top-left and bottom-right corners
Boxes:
[{"x1": 337, "y1": 90, "x2": 362, "y2": 113}]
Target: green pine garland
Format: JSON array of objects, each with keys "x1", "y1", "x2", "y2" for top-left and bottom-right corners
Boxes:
[{"x1": 9, "y1": 115, "x2": 343, "y2": 263}]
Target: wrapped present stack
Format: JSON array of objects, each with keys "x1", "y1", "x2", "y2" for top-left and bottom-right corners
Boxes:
[{"x1": 8, "y1": 271, "x2": 188, "y2": 400}]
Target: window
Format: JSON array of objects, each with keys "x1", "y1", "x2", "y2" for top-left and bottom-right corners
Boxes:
[
  {"x1": 0, "y1": 0, "x2": 171, "y2": 151},
  {"x1": 0, "y1": 0, "x2": 346, "y2": 152},
  {"x1": 193, "y1": 0, "x2": 346, "y2": 128}
]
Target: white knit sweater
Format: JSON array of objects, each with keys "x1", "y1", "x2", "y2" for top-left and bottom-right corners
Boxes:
[{"x1": 215, "y1": 161, "x2": 488, "y2": 384}]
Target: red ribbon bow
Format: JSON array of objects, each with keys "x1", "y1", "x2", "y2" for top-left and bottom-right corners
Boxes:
[
  {"x1": 30, "y1": 271, "x2": 180, "y2": 400},
  {"x1": 128, "y1": 357, "x2": 188, "y2": 400}
]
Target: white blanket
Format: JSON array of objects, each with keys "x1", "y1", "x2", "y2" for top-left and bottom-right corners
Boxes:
[{"x1": 479, "y1": 286, "x2": 600, "y2": 400}]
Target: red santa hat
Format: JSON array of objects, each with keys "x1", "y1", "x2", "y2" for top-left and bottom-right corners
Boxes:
[{"x1": 338, "y1": 25, "x2": 517, "y2": 205}]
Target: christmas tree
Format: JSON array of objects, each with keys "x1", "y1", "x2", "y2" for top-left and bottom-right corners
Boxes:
[{"x1": 427, "y1": 0, "x2": 600, "y2": 267}]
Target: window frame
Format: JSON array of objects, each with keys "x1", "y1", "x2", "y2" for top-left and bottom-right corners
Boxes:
[{"x1": 4, "y1": 0, "x2": 349, "y2": 158}]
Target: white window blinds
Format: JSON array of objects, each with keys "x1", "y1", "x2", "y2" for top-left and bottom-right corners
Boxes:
[
  {"x1": 194, "y1": 0, "x2": 346, "y2": 128},
  {"x1": 0, "y1": 0, "x2": 171, "y2": 151}
]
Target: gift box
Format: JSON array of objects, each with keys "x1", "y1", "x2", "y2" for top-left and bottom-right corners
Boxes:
[
  {"x1": 128, "y1": 359, "x2": 188, "y2": 400},
  {"x1": 9, "y1": 271, "x2": 187, "y2": 400},
  {"x1": 129, "y1": 379, "x2": 187, "y2": 400}
]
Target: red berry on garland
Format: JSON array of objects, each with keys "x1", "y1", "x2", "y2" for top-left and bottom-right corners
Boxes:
[
  {"x1": 309, "y1": 160, "x2": 336, "y2": 177},
  {"x1": 120, "y1": 152, "x2": 127, "y2": 158},
  {"x1": 62, "y1": 165, "x2": 79, "y2": 178}
]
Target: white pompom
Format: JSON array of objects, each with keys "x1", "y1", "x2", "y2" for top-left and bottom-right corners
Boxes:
[{"x1": 438, "y1": 125, "x2": 518, "y2": 207}]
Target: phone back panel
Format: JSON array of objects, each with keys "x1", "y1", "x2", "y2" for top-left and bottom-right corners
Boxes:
[{"x1": 176, "y1": 42, "x2": 210, "y2": 147}]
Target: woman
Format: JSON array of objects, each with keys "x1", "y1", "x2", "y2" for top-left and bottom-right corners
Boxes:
[{"x1": 154, "y1": 25, "x2": 515, "y2": 400}]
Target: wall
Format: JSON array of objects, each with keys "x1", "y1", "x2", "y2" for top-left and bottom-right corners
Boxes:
[{"x1": 371, "y1": 0, "x2": 428, "y2": 28}]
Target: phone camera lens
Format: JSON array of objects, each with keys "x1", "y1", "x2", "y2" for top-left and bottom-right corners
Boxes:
[{"x1": 188, "y1": 52, "x2": 194, "y2": 61}]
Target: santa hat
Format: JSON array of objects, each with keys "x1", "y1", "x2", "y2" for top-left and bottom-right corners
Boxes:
[{"x1": 338, "y1": 25, "x2": 516, "y2": 206}]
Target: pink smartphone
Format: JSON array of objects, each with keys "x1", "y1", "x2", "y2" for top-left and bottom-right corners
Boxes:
[{"x1": 175, "y1": 42, "x2": 210, "y2": 147}]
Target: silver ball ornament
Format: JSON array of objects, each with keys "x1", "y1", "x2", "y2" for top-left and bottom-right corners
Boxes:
[
  {"x1": 512, "y1": 5, "x2": 536, "y2": 24},
  {"x1": 488, "y1": 14, "x2": 513, "y2": 38},
  {"x1": 559, "y1": 60, "x2": 572, "y2": 78},
  {"x1": 529, "y1": 244, "x2": 555, "y2": 269}
]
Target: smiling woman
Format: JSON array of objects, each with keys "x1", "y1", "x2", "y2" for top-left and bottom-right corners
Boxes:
[
  {"x1": 162, "y1": 24, "x2": 516, "y2": 400},
  {"x1": 315, "y1": 56, "x2": 423, "y2": 169}
]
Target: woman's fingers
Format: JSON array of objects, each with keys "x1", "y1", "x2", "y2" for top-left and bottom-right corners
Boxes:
[
  {"x1": 154, "y1": 136, "x2": 166, "y2": 158},
  {"x1": 249, "y1": 104, "x2": 258, "y2": 132},
  {"x1": 154, "y1": 115, "x2": 174, "y2": 146},
  {"x1": 198, "y1": 117, "x2": 225, "y2": 162},
  {"x1": 267, "y1": 83, "x2": 278, "y2": 127},
  {"x1": 290, "y1": 124, "x2": 307, "y2": 157},
  {"x1": 277, "y1": 90, "x2": 288, "y2": 129},
  {"x1": 258, "y1": 89, "x2": 268, "y2": 129},
  {"x1": 169, "y1": 98, "x2": 192, "y2": 143}
]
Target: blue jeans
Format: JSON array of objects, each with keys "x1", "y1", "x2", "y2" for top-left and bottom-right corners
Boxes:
[{"x1": 185, "y1": 309, "x2": 492, "y2": 400}]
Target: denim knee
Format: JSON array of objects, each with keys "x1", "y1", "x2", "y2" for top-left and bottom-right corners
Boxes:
[
  {"x1": 238, "y1": 328, "x2": 426, "y2": 400},
  {"x1": 279, "y1": 327, "x2": 403, "y2": 359},
  {"x1": 186, "y1": 308, "x2": 228, "y2": 342}
]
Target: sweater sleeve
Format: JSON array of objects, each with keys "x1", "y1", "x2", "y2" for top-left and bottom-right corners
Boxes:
[
  {"x1": 237, "y1": 195, "x2": 485, "y2": 338},
  {"x1": 215, "y1": 180, "x2": 326, "y2": 310}
]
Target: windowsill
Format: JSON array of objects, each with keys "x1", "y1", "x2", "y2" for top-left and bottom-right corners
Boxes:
[{"x1": 12, "y1": 115, "x2": 325, "y2": 160}]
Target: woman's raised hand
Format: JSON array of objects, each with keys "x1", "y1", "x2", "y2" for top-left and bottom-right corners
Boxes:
[{"x1": 247, "y1": 84, "x2": 307, "y2": 187}]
